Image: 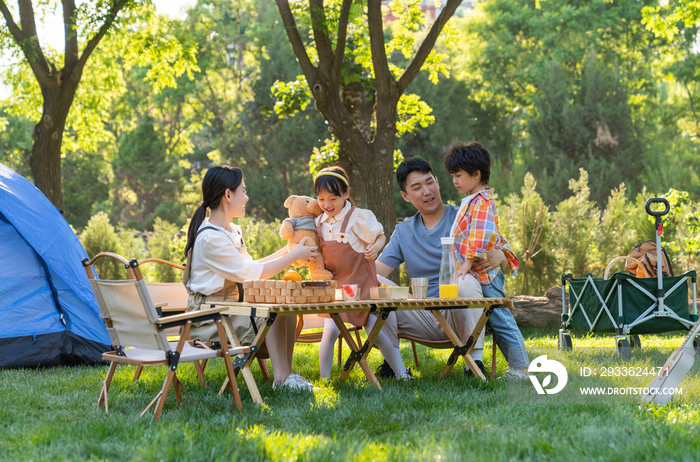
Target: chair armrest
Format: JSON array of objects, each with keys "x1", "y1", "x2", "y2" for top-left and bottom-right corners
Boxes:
[{"x1": 156, "y1": 305, "x2": 229, "y2": 326}]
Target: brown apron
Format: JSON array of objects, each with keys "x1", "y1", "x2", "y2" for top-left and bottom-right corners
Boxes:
[
  {"x1": 318, "y1": 206, "x2": 379, "y2": 326},
  {"x1": 182, "y1": 225, "x2": 260, "y2": 344}
]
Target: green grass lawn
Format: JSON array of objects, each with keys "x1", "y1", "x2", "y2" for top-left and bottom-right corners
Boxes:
[{"x1": 1, "y1": 325, "x2": 700, "y2": 461}]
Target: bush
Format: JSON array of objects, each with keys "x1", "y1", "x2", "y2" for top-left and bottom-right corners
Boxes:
[
  {"x1": 499, "y1": 173, "x2": 557, "y2": 295},
  {"x1": 551, "y1": 169, "x2": 600, "y2": 278},
  {"x1": 662, "y1": 189, "x2": 700, "y2": 275},
  {"x1": 79, "y1": 212, "x2": 125, "y2": 280},
  {"x1": 595, "y1": 183, "x2": 639, "y2": 275},
  {"x1": 140, "y1": 218, "x2": 187, "y2": 283}
]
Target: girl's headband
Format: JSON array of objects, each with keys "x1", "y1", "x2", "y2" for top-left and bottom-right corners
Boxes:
[{"x1": 313, "y1": 171, "x2": 349, "y2": 187}]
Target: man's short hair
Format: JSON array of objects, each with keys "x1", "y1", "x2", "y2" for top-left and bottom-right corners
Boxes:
[
  {"x1": 396, "y1": 157, "x2": 434, "y2": 193},
  {"x1": 443, "y1": 141, "x2": 491, "y2": 185}
]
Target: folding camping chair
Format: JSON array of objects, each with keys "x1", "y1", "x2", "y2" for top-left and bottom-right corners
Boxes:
[
  {"x1": 558, "y1": 198, "x2": 699, "y2": 360},
  {"x1": 84, "y1": 253, "x2": 255, "y2": 421},
  {"x1": 400, "y1": 325, "x2": 500, "y2": 378},
  {"x1": 136, "y1": 258, "x2": 272, "y2": 383}
]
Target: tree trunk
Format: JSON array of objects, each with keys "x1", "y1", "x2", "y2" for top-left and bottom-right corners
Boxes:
[
  {"x1": 28, "y1": 83, "x2": 77, "y2": 211},
  {"x1": 337, "y1": 81, "x2": 374, "y2": 209}
]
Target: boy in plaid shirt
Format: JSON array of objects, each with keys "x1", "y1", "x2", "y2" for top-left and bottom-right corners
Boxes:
[
  {"x1": 443, "y1": 141, "x2": 519, "y2": 283},
  {"x1": 443, "y1": 142, "x2": 529, "y2": 378}
]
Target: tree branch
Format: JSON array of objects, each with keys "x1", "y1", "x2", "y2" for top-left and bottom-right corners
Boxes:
[
  {"x1": 274, "y1": 0, "x2": 316, "y2": 82},
  {"x1": 367, "y1": 0, "x2": 391, "y2": 93},
  {"x1": 1, "y1": 0, "x2": 52, "y2": 80},
  {"x1": 331, "y1": 0, "x2": 353, "y2": 88},
  {"x1": 76, "y1": 0, "x2": 131, "y2": 72},
  {"x1": 62, "y1": 0, "x2": 78, "y2": 69},
  {"x1": 397, "y1": 0, "x2": 462, "y2": 94},
  {"x1": 0, "y1": 0, "x2": 24, "y2": 43},
  {"x1": 309, "y1": 0, "x2": 333, "y2": 72}
]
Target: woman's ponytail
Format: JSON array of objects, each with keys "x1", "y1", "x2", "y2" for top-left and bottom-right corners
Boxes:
[{"x1": 183, "y1": 166, "x2": 243, "y2": 258}]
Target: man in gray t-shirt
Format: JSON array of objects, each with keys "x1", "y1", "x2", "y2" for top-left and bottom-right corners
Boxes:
[
  {"x1": 379, "y1": 204, "x2": 461, "y2": 298},
  {"x1": 377, "y1": 157, "x2": 529, "y2": 378}
]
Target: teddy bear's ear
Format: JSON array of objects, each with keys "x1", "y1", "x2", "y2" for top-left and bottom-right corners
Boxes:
[{"x1": 284, "y1": 196, "x2": 297, "y2": 209}]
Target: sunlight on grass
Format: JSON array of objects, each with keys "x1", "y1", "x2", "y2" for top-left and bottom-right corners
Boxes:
[{"x1": 1, "y1": 327, "x2": 700, "y2": 460}]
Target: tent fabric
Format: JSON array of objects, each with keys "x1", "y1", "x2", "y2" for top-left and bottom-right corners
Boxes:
[{"x1": 0, "y1": 163, "x2": 110, "y2": 367}]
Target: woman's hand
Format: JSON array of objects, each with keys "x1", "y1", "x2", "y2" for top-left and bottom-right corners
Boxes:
[{"x1": 291, "y1": 236, "x2": 318, "y2": 262}]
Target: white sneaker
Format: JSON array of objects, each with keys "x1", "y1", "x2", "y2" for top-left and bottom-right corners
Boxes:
[
  {"x1": 502, "y1": 368, "x2": 529, "y2": 380},
  {"x1": 277, "y1": 372, "x2": 318, "y2": 391},
  {"x1": 395, "y1": 368, "x2": 415, "y2": 381}
]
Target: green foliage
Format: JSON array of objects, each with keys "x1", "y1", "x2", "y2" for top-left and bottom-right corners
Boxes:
[
  {"x1": 62, "y1": 151, "x2": 110, "y2": 230},
  {"x1": 597, "y1": 184, "x2": 640, "y2": 273},
  {"x1": 236, "y1": 216, "x2": 286, "y2": 261},
  {"x1": 183, "y1": 0, "x2": 327, "y2": 221},
  {"x1": 309, "y1": 138, "x2": 340, "y2": 175},
  {"x1": 396, "y1": 94, "x2": 435, "y2": 137},
  {"x1": 272, "y1": 76, "x2": 312, "y2": 118},
  {"x1": 551, "y1": 169, "x2": 600, "y2": 278},
  {"x1": 499, "y1": 173, "x2": 557, "y2": 295},
  {"x1": 111, "y1": 116, "x2": 184, "y2": 230},
  {"x1": 642, "y1": 0, "x2": 700, "y2": 41},
  {"x1": 272, "y1": 0, "x2": 454, "y2": 177},
  {"x1": 528, "y1": 55, "x2": 642, "y2": 205},
  {"x1": 79, "y1": 212, "x2": 125, "y2": 280},
  {"x1": 0, "y1": 108, "x2": 33, "y2": 179},
  {"x1": 141, "y1": 218, "x2": 187, "y2": 283},
  {"x1": 661, "y1": 188, "x2": 700, "y2": 274}
]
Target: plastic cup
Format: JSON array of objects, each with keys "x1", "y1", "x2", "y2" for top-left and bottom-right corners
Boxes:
[{"x1": 342, "y1": 284, "x2": 360, "y2": 301}]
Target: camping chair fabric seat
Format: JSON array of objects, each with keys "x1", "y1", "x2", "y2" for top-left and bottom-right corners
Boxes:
[
  {"x1": 568, "y1": 271, "x2": 695, "y2": 334},
  {"x1": 119, "y1": 342, "x2": 217, "y2": 363}
]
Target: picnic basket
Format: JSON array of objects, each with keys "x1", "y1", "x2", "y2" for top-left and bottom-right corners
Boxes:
[{"x1": 243, "y1": 280, "x2": 336, "y2": 304}]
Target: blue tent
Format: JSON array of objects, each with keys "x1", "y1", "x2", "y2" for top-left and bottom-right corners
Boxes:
[{"x1": 0, "y1": 163, "x2": 110, "y2": 367}]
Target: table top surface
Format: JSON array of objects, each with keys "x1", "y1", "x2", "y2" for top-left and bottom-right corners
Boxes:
[{"x1": 212, "y1": 297, "x2": 512, "y2": 315}]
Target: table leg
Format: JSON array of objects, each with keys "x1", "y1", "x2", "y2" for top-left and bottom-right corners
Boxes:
[
  {"x1": 218, "y1": 313, "x2": 275, "y2": 405},
  {"x1": 431, "y1": 306, "x2": 496, "y2": 381},
  {"x1": 335, "y1": 308, "x2": 395, "y2": 389}
]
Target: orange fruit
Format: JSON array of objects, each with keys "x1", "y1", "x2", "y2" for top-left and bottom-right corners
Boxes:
[{"x1": 282, "y1": 270, "x2": 302, "y2": 282}]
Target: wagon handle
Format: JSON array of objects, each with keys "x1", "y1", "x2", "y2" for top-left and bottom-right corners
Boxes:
[{"x1": 644, "y1": 198, "x2": 669, "y2": 217}]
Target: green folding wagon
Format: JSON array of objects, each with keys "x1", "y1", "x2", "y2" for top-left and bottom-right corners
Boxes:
[{"x1": 558, "y1": 198, "x2": 699, "y2": 360}]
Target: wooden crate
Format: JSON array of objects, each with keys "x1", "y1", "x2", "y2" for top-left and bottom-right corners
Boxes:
[{"x1": 242, "y1": 280, "x2": 337, "y2": 304}]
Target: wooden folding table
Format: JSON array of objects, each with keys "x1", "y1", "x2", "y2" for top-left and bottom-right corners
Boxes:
[{"x1": 210, "y1": 297, "x2": 513, "y2": 404}]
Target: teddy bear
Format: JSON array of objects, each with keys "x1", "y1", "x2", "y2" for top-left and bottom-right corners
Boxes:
[{"x1": 279, "y1": 195, "x2": 333, "y2": 280}]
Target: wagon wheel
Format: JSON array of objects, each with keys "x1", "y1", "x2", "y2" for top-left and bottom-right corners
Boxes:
[
  {"x1": 629, "y1": 334, "x2": 641, "y2": 349},
  {"x1": 616, "y1": 338, "x2": 631, "y2": 361},
  {"x1": 558, "y1": 330, "x2": 573, "y2": 351}
]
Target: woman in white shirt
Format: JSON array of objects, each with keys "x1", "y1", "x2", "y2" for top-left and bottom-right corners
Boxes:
[{"x1": 183, "y1": 165, "x2": 318, "y2": 390}]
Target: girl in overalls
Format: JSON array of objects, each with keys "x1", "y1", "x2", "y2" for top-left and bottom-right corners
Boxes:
[
  {"x1": 183, "y1": 165, "x2": 319, "y2": 390},
  {"x1": 314, "y1": 166, "x2": 410, "y2": 380}
]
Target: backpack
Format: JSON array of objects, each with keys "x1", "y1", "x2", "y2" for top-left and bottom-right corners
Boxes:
[{"x1": 625, "y1": 240, "x2": 674, "y2": 278}]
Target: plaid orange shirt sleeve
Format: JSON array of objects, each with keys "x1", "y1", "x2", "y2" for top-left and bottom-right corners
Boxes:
[
  {"x1": 453, "y1": 193, "x2": 520, "y2": 281},
  {"x1": 453, "y1": 197, "x2": 499, "y2": 262}
]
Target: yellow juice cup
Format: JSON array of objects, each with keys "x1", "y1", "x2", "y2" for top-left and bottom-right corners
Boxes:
[{"x1": 439, "y1": 284, "x2": 459, "y2": 299}]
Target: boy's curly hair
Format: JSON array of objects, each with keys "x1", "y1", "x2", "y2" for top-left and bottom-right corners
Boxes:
[{"x1": 443, "y1": 140, "x2": 491, "y2": 185}]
